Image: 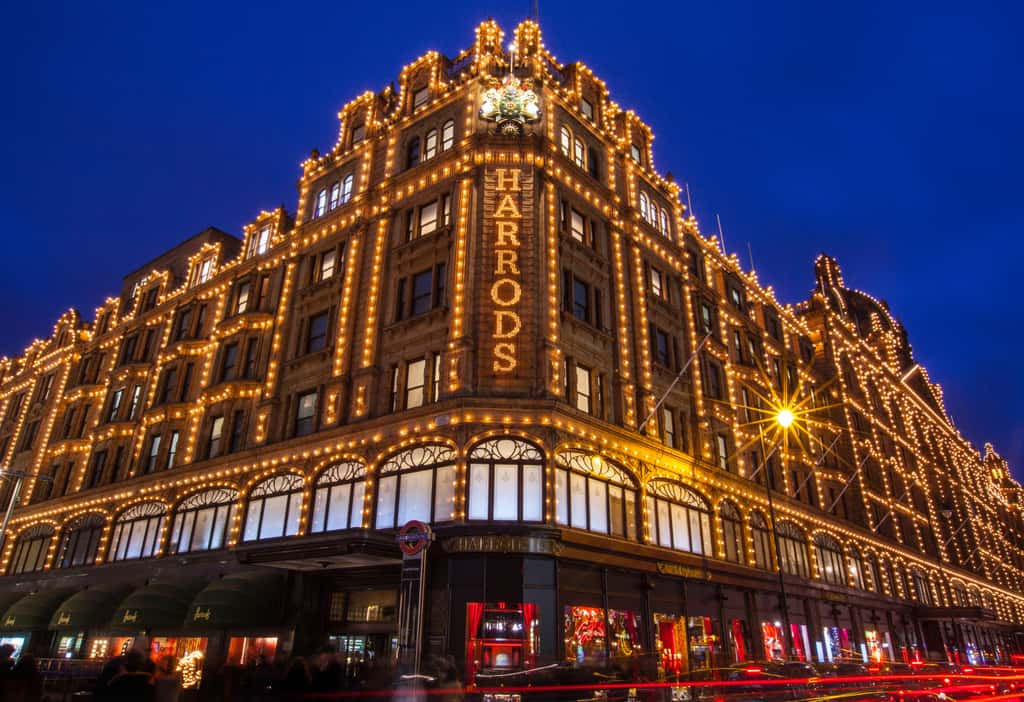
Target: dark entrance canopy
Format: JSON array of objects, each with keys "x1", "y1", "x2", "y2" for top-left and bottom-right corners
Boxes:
[
  {"x1": 1, "y1": 589, "x2": 76, "y2": 632},
  {"x1": 184, "y1": 571, "x2": 286, "y2": 629},
  {"x1": 109, "y1": 577, "x2": 207, "y2": 633},
  {"x1": 50, "y1": 583, "x2": 134, "y2": 630}
]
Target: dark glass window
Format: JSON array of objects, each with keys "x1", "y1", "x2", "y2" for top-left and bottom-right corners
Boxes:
[{"x1": 307, "y1": 312, "x2": 329, "y2": 353}]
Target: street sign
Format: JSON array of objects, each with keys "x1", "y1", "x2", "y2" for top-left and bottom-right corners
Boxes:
[{"x1": 397, "y1": 520, "x2": 433, "y2": 557}]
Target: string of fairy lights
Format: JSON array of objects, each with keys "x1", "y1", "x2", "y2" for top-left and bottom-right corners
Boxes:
[{"x1": 0, "y1": 18, "x2": 1021, "y2": 624}]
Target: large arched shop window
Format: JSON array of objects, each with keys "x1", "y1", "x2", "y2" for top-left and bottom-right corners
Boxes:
[
  {"x1": 108, "y1": 502, "x2": 166, "y2": 561},
  {"x1": 168, "y1": 487, "x2": 238, "y2": 554},
  {"x1": 310, "y1": 462, "x2": 366, "y2": 533},
  {"x1": 7, "y1": 524, "x2": 54, "y2": 574},
  {"x1": 951, "y1": 582, "x2": 968, "y2": 607},
  {"x1": 719, "y1": 500, "x2": 744, "y2": 564},
  {"x1": 776, "y1": 521, "x2": 811, "y2": 578},
  {"x1": 813, "y1": 533, "x2": 846, "y2": 586},
  {"x1": 56, "y1": 513, "x2": 105, "y2": 568},
  {"x1": 374, "y1": 444, "x2": 456, "y2": 528},
  {"x1": 646, "y1": 480, "x2": 713, "y2": 555},
  {"x1": 243, "y1": 474, "x2": 304, "y2": 542},
  {"x1": 750, "y1": 511, "x2": 773, "y2": 570},
  {"x1": 467, "y1": 438, "x2": 544, "y2": 522},
  {"x1": 910, "y1": 567, "x2": 934, "y2": 606},
  {"x1": 848, "y1": 545, "x2": 878, "y2": 591},
  {"x1": 554, "y1": 451, "x2": 637, "y2": 539}
]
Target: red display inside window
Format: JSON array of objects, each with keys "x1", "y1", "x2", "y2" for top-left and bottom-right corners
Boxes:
[{"x1": 466, "y1": 602, "x2": 538, "y2": 686}]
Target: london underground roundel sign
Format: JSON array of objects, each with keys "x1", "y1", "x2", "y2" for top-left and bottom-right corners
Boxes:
[{"x1": 397, "y1": 520, "x2": 433, "y2": 556}]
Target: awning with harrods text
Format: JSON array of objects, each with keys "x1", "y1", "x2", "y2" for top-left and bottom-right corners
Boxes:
[
  {"x1": 184, "y1": 571, "x2": 286, "y2": 629},
  {"x1": 108, "y1": 577, "x2": 208, "y2": 633},
  {"x1": 50, "y1": 583, "x2": 134, "y2": 631},
  {"x1": 1, "y1": 588, "x2": 76, "y2": 632}
]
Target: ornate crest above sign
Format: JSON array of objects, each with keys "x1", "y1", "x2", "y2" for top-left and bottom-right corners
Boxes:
[{"x1": 479, "y1": 74, "x2": 541, "y2": 135}]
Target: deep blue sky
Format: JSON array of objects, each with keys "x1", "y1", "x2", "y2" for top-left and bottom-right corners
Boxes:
[{"x1": 2, "y1": 2, "x2": 1021, "y2": 476}]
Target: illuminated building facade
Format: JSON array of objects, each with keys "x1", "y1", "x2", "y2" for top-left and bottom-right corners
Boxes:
[{"x1": 1, "y1": 19, "x2": 1022, "y2": 684}]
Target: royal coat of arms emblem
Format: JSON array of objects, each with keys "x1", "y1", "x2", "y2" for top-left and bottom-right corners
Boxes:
[{"x1": 479, "y1": 73, "x2": 541, "y2": 135}]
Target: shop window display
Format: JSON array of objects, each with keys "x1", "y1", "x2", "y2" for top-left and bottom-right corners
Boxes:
[
  {"x1": 564, "y1": 606, "x2": 640, "y2": 664},
  {"x1": 150, "y1": 637, "x2": 208, "y2": 690},
  {"x1": 760, "y1": 622, "x2": 810, "y2": 661},
  {"x1": 226, "y1": 636, "x2": 278, "y2": 666},
  {"x1": 465, "y1": 602, "x2": 539, "y2": 685}
]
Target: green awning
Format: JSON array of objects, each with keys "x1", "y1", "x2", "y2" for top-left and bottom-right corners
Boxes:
[
  {"x1": 1, "y1": 589, "x2": 77, "y2": 632},
  {"x1": 50, "y1": 584, "x2": 134, "y2": 630},
  {"x1": 185, "y1": 571, "x2": 286, "y2": 629},
  {"x1": 109, "y1": 577, "x2": 207, "y2": 633},
  {"x1": 0, "y1": 591, "x2": 27, "y2": 620}
]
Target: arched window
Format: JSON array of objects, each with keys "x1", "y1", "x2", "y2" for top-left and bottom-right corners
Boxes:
[
  {"x1": 719, "y1": 501, "x2": 744, "y2": 563},
  {"x1": 441, "y1": 120, "x2": 455, "y2": 151},
  {"x1": 660, "y1": 209, "x2": 669, "y2": 236},
  {"x1": 951, "y1": 582, "x2": 968, "y2": 607},
  {"x1": 424, "y1": 129, "x2": 438, "y2": 160},
  {"x1": 776, "y1": 521, "x2": 810, "y2": 578},
  {"x1": 573, "y1": 137, "x2": 586, "y2": 168},
  {"x1": 968, "y1": 587, "x2": 982, "y2": 607},
  {"x1": 329, "y1": 182, "x2": 341, "y2": 210},
  {"x1": 341, "y1": 174, "x2": 354, "y2": 203},
  {"x1": 169, "y1": 487, "x2": 238, "y2": 554},
  {"x1": 310, "y1": 462, "x2": 366, "y2": 533},
  {"x1": 56, "y1": 513, "x2": 105, "y2": 568},
  {"x1": 554, "y1": 451, "x2": 637, "y2": 539},
  {"x1": 7, "y1": 524, "x2": 54, "y2": 574},
  {"x1": 406, "y1": 137, "x2": 421, "y2": 169},
  {"x1": 108, "y1": 502, "x2": 166, "y2": 561},
  {"x1": 862, "y1": 551, "x2": 879, "y2": 592},
  {"x1": 314, "y1": 188, "x2": 327, "y2": 218},
  {"x1": 243, "y1": 474, "x2": 304, "y2": 542},
  {"x1": 848, "y1": 545, "x2": 865, "y2": 590},
  {"x1": 750, "y1": 511, "x2": 773, "y2": 569},
  {"x1": 639, "y1": 193, "x2": 649, "y2": 223},
  {"x1": 813, "y1": 533, "x2": 845, "y2": 585},
  {"x1": 374, "y1": 444, "x2": 456, "y2": 528},
  {"x1": 560, "y1": 126, "x2": 571, "y2": 156},
  {"x1": 467, "y1": 438, "x2": 544, "y2": 522},
  {"x1": 646, "y1": 480, "x2": 713, "y2": 555}
]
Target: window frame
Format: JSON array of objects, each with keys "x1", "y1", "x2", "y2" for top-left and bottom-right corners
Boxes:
[{"x1": 466, "y1": 438, "x2": 545, "y2": 523}]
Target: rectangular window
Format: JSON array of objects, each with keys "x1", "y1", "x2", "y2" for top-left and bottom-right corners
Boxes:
[
  {"x1": 630, "y1": 144, "x2": 642, "y2": 163},
  {"x1": 418, "y1": 201, "x2": 438, "y2": 237},
  {"x1": 652, "y1": 327, "x2": 671, "y2": 368},
  {"x1": 442, "y1": 193, "x2": 452, "y2": 227},
  {"x1": 573, "y1": 138, "x2": 586, "y2": 168},
  {"x1": 661, "y1": 408, "x2": 676, "y2": 448},
  {"x1": 412, "y1": 86, "x2": 429, "y2": 108},
  {"x1": 38, "y1": 374, "x2": 54, "y2": 402},
  {"x1": 700, "y1": 302, "x2": 715, "y2": 335},
  {"x1": 705, "y1": 360, "x2": 722, "y2": 399},
  {"x1": 119, "y1": 335, "x2": 138, "y2": 366},
  {"x1": 146, "y1": 434, "x2": 162, "y2": 473},
  {"x1": 424, "y1": 129, "x2": 438, "y2": 159},
  {"x1": 243, "y1": 339, "x2": 259, "y2": 379},
  {"x1": 166, "y1": 430, "x2": 180, "y2": 470},
  {"x1": 650, "y1": 267, "x2": 664, "y2": 299},
  {"x1": 175, "y1": 308, "x2": 192, "y2": 341},
  {"x1": 252, "y1": 225, "x2": 271, "y2": 256},
  {"x1": 179, "y1": 363, "x2": 194, "y2": 402},
  {"x1": 575, "y1": 365, "x2": 592, "y2": 413},
  {"x1": 229, "y1": 410, "x2": 246, "y2": 453},
  {"x1": 19, "y1": 421, "x2": 39, "y2": 452},
  {"x1": 570, "y1": 210, "x2": 586, "y2": 243},
  {"x1": 85, "y1": 450, "x2": 107, "y2": 489},
  {"x1": 197, "y1": 257, "x2": 214, "y2": 284},
  {"x1": 411, "y1": 270, "x2": 433, "y2": 316},
  {"x1": 319, "y1": 249, "x2": 337, "y2": 281},
  {"x1": 235, "y1": 281, "x2": 251, "y2": 315},
  {"x1": 350, "y1": 123, "x2": 365, "y2": 144},
  {"x1": 572, "y1": 278, "x2": 589, "y2": 321},
  {"x1": 127, "y1": 385, "x2": 142, "y2": 420},
  {"x1": 307, "y1": 311, "x2": 329, "y2": 353},
  {"x1": 580, "y1": 97, "x2": 594, "y2": 120},
  {"x1": 716, "y1": 434, "x2": 729, "y2": 471},
  {"x1": 219, "y1": 343, "x2": 238, "y2": 383},
  {"x1": 295, "y1": 391, "x2": 318, "y2": 436},
  {"x1": 207, "y1": 416, "x2": 224, "y2": 459},
  {"x1": 405, "y1": 359, "x2": 426, "y2": 409},
  {"x1": 107, "y1": 388, "x2": 124, "y2": 423}
]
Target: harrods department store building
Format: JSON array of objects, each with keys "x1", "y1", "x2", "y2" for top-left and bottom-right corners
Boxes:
[{"x1": 2, "y1": 19, "x2": 1023, "y2": 686}]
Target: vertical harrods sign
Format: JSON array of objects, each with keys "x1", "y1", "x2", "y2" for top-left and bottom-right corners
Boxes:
[{"x1": 481, "y1": 164, "x2": 536, "y2": 391}]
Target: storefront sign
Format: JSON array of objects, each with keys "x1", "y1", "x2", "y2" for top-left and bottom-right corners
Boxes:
[
  {"x1": 121, "y1": 610, "x2": 138, "y2": 624},
  {"x1": 2, "y1": 615, "x2": 14, "y2": 627},
  {"x1": 56, "y1": 612, "x2": 71, "y2": 626},
  {"x1": 656, "y1": 562, "x2": 707, "y2": 580},
  {"x1": 192, "y1": 607, "x2": 212, "y2": 622},
  {"x1": 482, "y1": 164, "x2": 535, "y2": 386},
  {"x1": 396, "y1": 519, "x2": 433, "y2": 557},
  {"x1": 442, "y1": 534, "x2": 561, "y2": 555},
  {"x1": 822, "y1": 591, "x2": 848, "y2": 603}
]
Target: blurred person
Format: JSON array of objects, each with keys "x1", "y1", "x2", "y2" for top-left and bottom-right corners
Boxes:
[
  {"x1": 279, "y1": 656, "x2": 311, "y2": 697},
  {"x1": 311, "y1": 644, "x2": 343, "y2": 692},
  {"x1": 151, "y1": 653, "x2": 181, "y2": 702},
  {"x1": 105, "y1": 648, "x2": 155, "y2": 701},
  {"x1": 8, "y1": 653, "x2": 43, "y2": 702}
]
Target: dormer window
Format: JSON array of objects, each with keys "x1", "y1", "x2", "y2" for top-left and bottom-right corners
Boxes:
[
  {"x1": 580, "y1": 98, "x2": 594, "y2": 121},
  {"x1": 630, "y1": 144, "x2": 642, "y2": 164},
  {"x1": 412, "y1": 86, "x2": 429, "y2": 109},
  {"x1": 248, "y1": 225, "x2": 272, "y2": 257},
  {"x1": 196, "y1": 256, "x2": 214, "y2": 285},
  {"x1": 350, "y1": 123, "x2": 365, "y2": 145}
]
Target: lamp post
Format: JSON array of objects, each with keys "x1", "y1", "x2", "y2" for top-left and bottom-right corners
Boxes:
[{"x1": 756, "y1": 408, "x2": 796, "y2": 660}]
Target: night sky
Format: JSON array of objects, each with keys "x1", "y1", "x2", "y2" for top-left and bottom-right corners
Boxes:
[{"x1": 3, "y1": 2, "x2": 1021, "y2": 476}]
